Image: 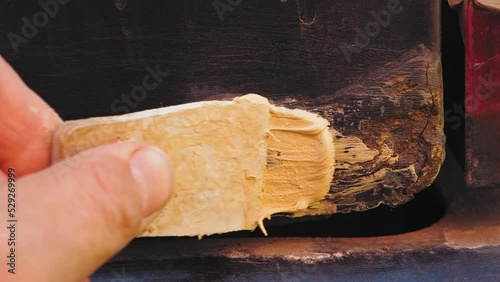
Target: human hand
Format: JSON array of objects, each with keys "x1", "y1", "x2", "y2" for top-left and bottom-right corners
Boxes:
[{"x1": 0, "y1": 56, "x2": 174, "y2": 282}]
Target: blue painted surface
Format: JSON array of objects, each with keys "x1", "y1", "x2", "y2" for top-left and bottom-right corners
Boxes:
[{"x1": 92, "y1": 246, "x2": 500, "y2": 282}]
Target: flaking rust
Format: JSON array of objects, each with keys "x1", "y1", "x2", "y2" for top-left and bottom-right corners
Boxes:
[{"x1": 288, "y1": 46, "x2": 445, "y2": 216}]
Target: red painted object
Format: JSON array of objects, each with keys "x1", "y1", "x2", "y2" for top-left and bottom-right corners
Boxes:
[{"x1": 464, "y1": 0, "x2": 500, "y2": 187}]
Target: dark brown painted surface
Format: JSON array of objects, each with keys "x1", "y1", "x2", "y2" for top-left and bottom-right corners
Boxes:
[{"x1": 0, "y1": 0, "x2": 444, "y2": 215}]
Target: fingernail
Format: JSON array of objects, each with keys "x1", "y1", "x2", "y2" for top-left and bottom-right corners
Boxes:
[
  {"x1": 130, "y1": 146, "x2": 174, "y2": 217},
  {"x1": 139, "y1": 210, "x2": 162, "y2": 233}
]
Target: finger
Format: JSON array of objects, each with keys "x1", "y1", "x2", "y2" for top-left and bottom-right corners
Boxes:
[
  {"x1": 12, "y1": 142, "x2": 174, "y2": 282},
  {"x1": 0, "y1": 56, "x2": 62, "y2": 176}
]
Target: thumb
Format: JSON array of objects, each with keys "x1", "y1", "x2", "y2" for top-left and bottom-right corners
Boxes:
[{"x1": 11, "y1": 142, "x2": 174, "y2": 282}]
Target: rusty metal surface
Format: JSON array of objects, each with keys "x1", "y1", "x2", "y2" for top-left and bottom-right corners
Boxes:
[{"x1": 288, "y1": 46, "x2": 445, "y2": 215}]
